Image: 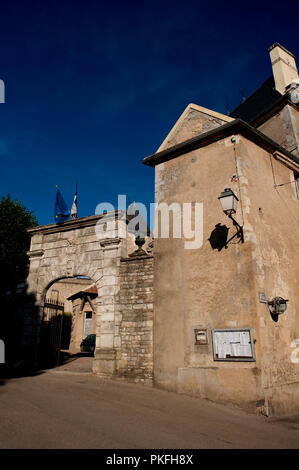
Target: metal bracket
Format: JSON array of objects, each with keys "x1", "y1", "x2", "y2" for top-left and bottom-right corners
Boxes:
[{"x1": 224, "y1": 214, "x2": 244, "y2": 248}]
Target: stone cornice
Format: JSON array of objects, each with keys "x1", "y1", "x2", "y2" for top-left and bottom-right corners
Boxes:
[
  {"x1": 272, "y1": 151, "x2": 299, "y2": 172},
  {"x1": 27, "y1": 211, "x2": 128, "y2": 236},
  {"x1": 142, "y1": 119, "x2": 299, "y2": 169}
]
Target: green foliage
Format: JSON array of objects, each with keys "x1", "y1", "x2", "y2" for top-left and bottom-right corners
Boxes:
[
  {"x1": 0, "y1": 194, "x2": 38, "y2": 301},
  {"x1": 63, "y1": 312, "x2": 72, "y2": 319}
]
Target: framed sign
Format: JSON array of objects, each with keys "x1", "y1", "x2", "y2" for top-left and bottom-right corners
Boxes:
[{"x1": 212, "y1": 328, "x2": 255, "y2": 362}]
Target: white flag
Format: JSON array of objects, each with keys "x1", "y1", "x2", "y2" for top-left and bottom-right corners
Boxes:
[{"x1": 71, "y1": 183, "x2": 78, "y2": 218}]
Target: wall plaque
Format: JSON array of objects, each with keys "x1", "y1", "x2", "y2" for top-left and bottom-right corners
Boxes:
[
  {"x1": 194, "y1": 329, "x2": 208, "y2": 345},
  {"x1": 212, "y1": 328, "x2": 255, "y2": 361}
]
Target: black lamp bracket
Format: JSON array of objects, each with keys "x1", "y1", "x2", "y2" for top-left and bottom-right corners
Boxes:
[{"x1": 225, "y1": 214, "x2": 244, "y2": 248}]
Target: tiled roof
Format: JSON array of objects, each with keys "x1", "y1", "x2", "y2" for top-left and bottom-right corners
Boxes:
[
  {"x1": 229, "y1": 76, "x2": 282, "y2": 123},
  {"x1": 67, "y1": 284, "x2": 98, "y2": 300}
]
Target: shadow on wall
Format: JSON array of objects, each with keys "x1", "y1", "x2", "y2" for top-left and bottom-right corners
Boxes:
[
  {"x1": 208, "y1": 223, "x2": 229, "y2": 251},
  {"x1": 0, "y1": 283, "x2": 41, "y2": 383},
  {"x1": 38, "y1": 311, "x2": 72, "y2": 368}
]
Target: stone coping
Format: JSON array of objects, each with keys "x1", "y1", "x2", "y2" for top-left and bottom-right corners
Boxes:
[
  {"x1": 268, "y1": 42, "x2": 295, "y2": 58},
  {"x1": 27, "y1": 211, "x2": 128, "y2": 235}
]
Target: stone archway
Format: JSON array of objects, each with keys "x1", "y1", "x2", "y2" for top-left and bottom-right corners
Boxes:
[{"x1": 26, "y1": 213, "x2": 127, "y2": 375}]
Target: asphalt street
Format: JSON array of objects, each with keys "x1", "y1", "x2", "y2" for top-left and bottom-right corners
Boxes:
[{"x1": 0, "y1": 362, "x2": 299, "y2": 449}]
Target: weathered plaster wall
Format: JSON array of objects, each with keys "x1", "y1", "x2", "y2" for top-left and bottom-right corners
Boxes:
[
  {"x1": 153, "y1": 135, "x2": 299, "y2": 414},
  {"x1": 289, "y1": 106, "x2": 299, "y2": 157},
  {"x1": 116, "y1": 255, "x2": 154, "y2": 383},
  {"x1": 258, "y1": 105, "x2": 299, "y2": 156},
  {"x1": 237, "y1": 138, "x2": 299, "y2": 414},
  {"x1": 154, "y1": 138, "x2": 262, "y2": 406}
]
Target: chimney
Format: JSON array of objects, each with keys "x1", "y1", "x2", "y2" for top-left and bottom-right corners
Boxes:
[{"x1": 268, "y1": 43, "x2": 298, "y2": 94}]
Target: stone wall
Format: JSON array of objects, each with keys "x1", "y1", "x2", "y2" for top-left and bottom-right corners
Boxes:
[{"x1": 116, "y1": 255, "x2": 154, "y2": 383}]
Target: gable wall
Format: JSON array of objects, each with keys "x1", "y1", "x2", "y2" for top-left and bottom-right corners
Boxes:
[{"x1": 159, "y1": 106, "x2": 231, "y2": 151}]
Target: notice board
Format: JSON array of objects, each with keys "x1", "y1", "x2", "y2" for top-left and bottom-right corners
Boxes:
[{"x1": 212, "y1": 328, "x2": 255, "y2": 362}]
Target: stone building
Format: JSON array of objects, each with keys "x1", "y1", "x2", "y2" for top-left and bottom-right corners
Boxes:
[
  {"x1": 142, "y1": 43, "x2": 299, "y2": 416},
  {"x1": 25, "y1": 43, "x2": 299, "y2": 415}
]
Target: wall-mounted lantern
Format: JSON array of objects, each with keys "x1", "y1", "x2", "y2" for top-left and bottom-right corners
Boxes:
[
  {"x1": 218, "y1": 188, "x2": 244, "y2": 247},
  {"x1": 268, "y1": 297, "x2": 288, "y2": 316}
]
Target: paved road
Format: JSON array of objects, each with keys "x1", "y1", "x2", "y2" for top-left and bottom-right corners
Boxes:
[{"x1": 0, "y1": 365, "x2": 299, "y2": 449}]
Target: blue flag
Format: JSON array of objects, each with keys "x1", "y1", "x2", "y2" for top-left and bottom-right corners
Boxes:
[{"x1": 55, "y1": 188, "x2": 70, "y2": 223}]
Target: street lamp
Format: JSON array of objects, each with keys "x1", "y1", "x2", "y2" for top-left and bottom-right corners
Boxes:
[
  {"x1": 218, "y1": 188, "x2": 244, "y2": 247},
  {"x1": 218, "y1": 188, "x2": 239, "y2": 215}
]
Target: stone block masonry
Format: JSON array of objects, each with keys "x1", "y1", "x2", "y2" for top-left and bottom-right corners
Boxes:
[{"x1": 117, "y1": 255, "x2": 154, "y2": 384}]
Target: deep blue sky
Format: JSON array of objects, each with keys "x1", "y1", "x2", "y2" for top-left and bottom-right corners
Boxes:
[{"x1": 0, "y1": 0, "x2": 298, "y2": 225}]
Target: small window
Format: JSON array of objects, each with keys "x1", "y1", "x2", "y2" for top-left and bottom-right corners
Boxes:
[
  {"x1": 294, "y1": 172, "x2": 299, "y2": 199},
  {"x1": 83, "y1": 311, "x2": 93, "y2": 339}
]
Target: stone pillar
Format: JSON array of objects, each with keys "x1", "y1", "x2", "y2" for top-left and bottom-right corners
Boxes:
[
  {"x1": 93, "y1": 237, "x2": 125, "y2": 376},
  {"x1": 23, "y1": 248, "x2": 45, "y2": 361},
  {"x1": 117, "y1": 254, "x2": 154, "y2": 383}
]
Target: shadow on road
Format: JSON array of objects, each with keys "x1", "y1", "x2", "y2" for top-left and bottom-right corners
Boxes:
[
  {"x1": 40, "y1": 350, "x2": 94, "y2": 371},
  {"x1": 0, "y1": 350, "x2": 93, "y2": 386},
  {"x1": 0, "y1": 364, "x2": 45, "y2": 386}
]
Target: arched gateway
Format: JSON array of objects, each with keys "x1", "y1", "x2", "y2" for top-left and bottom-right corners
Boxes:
[{"x1": 26, "y1": 211, "x2": 154, "y2": 381}]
